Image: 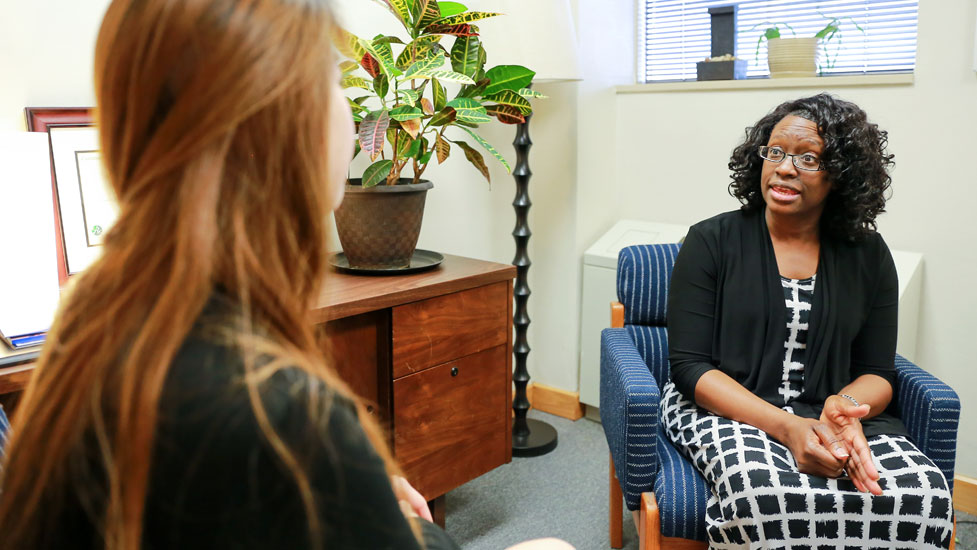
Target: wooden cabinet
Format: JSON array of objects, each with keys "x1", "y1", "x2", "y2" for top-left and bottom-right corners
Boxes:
[
  {"x1": 317, "y1": 254, "x2": 514, "y2": 501},
  {"x1": 0, "y1": 254, "x2": 515, "y2": 507}
]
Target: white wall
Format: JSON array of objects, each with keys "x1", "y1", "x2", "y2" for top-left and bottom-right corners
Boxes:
[{"x1": 586, "y1": 1, "x2": 977, "y2": 477}]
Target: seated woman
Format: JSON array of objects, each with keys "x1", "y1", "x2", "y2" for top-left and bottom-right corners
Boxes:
[
  {"x1": 663, "y1": 94, "x2": 954, "y2": 549},
  {"x1": 0, "y1": 2, "x2": 570, "y2": 549}
]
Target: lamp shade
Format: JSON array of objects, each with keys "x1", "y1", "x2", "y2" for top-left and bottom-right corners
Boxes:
[{"x1": 473, "y1": 0, "x2": 581, "y2": 82}]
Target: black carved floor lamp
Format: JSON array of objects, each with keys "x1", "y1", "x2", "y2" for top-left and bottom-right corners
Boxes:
[{"x1": 494, "y1": 0, "x2": 581, "y2": 457}]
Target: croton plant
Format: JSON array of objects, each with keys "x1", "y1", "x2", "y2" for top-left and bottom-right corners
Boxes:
[{"x1": 335, "y1": 0, "x2": 544, "y2": 187}]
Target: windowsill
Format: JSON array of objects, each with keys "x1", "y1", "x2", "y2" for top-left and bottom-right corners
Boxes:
[{"x1": 615, "y1": 73, "x2": 914, "y2": 94}]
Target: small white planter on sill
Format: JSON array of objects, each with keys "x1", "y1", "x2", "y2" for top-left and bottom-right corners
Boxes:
[{"x1": 767, "y1": 37, "x2": 819, "y2": 78}]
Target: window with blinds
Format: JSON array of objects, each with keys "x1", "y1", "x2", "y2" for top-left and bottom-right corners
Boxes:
[{"x1": 640, "y1": 0, "x2": 918, "y2": 82}]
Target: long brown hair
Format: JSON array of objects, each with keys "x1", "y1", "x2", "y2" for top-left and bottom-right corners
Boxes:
[{"x1": 0, "y1": 0, "x2": 399, "y2": 548}]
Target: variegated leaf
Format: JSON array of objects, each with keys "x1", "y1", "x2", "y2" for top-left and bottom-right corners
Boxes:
[
  {"x1": 358, "y1": 38, "x2": 402, "y2": 78},
  {"x1": 484, "y1": 89, "x2": 532, "y2": 114},
  {"x1": 400, "y1": 53, "x2": 447, "y2": 81},
  {"x1": 385, "y1": 0, "x2": 414, "y2": 25},
  {"x1": 358, "y1": 110, "x2": 390, "y2": 161},
  {"x1": 486, "y1": 104, "x2": 525, "y2": 124},
  {"x1": 435, "y1": 133, "x2": 451, "y2": 164},
  {"x1": 414, "y1": 0, "x2": 441, "y2": 30},
  {"x1": 395, "y1": 132, "x2": 414, "y2": 159},
  {"x1": 428, "y1": 107, "x2": 456, "y2": 126},
  {"x1": 363, "y1": 159, "x2": 394, "y2": 188},
  {"x1": 389, "y1": 106, "x2": 424, "y2": 121},
  {"x1": 372, "y1": 35, "x2": 395, "y2": 67},
  {"x1": 427, "y1": 11, "x2": 501, "y2": 27},
  {"x1": 373, "y1": 74, "x2": 389, "y2": 98},
  {"x1": 455, "y1": 140, "x2": 490, "y2": 182},
  {"x1": 416, "y1": 70, "x2": 475, "y2": 85},
  {"x1": 425, "y1": 23, "x2": 478, "y2": 37},
  {"x1": 397, "y1": 88, "x2": 421, "y2": 107},
  {"x1": 401, "y1": 118, "x2": 421, "y2": 139},
  {"x1": 459, "y1": 127, "x2": 510, "y2": 172},
  {"x1": 395, "y1": 35, "x2": 442, "y2": 70},
  {"x1": 432, "y1": 78, "x2": 447, "y2": 111},
  {"x1": 459, "y1": 77, "x2": 489, "y2": 99},
  {"x1": 451, "y1": 35, "x2": 483, "y2": 79},
  {"x1": 340, "y1": 60, "x2": 359, "y2": 75},
  {"x1": 517, "y1": 88, "x2": 548, "y2": 99},
  {"x1": 421, "y1": 98, "x2": 435, "y2": 115},
  {"x1": 483, "y1": 65, "x2": 535, "y2": 96},
  {"x1": 341, "y1": 75, "x2": 370, "y2": 90},
  {"x1": 332, "y1": 27, "x2": 367, "y2": 61},
  {"x1": 347, "y1": 97, "x2": 369, "y2": 113},
  {"x1": 446, "y1": 98, "x2": 490, "y2": 123}
]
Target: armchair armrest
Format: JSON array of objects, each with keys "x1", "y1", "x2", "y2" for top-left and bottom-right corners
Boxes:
[
  {"x1": 600, "y1": 328, "x2": 660, "y2": 511},
  {"x1": 893, "y1": 354, "x2": 960, "y2": 492}
]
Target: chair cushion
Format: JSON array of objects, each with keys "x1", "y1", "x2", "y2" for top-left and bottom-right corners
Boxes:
[
  {"x1": 654, "y1": 428, "x2": 710, "y2": 541},
  {"x1": 617, "y1": 244, "x2": 681, "y2": 326}
]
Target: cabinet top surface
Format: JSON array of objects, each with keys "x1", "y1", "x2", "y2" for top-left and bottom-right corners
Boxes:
[{"x1": 314, "y1": 253, "x2": 515, "y2": 322}]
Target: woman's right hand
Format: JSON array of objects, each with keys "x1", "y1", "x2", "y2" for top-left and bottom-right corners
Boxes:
[{"x1": 777, "y1": 417, "x2": 850, "y2": 478}]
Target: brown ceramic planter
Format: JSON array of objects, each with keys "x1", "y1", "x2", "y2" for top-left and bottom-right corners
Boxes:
[{"x1": 334, "y1": 178, "x2": 433, "y2": 269}]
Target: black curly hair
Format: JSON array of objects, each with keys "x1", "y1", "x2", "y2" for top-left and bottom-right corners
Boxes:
[{"x1": 727, "y1": 93, "x2": 894, "y2": 242}]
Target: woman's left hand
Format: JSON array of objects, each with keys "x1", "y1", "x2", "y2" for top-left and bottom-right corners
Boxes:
[
  {"x1": 391, "y1": 475, "x2": 434, "y2": 522},
  {"x1": 819, "y1": 396, "x2": 882, "y2": 495}
]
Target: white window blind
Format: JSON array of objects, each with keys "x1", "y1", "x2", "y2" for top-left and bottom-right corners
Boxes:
[{"x1": 640, "y1": 0, "x2": 918, "y2": 82}]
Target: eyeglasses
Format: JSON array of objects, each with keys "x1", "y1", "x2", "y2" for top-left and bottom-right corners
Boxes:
[{"x1": 758, "y1": 146, "x2": 824, "y2": 172}]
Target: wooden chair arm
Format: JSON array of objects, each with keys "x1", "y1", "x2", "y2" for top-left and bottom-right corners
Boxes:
[{"x1": 611, "y1": 301, "x2": 624, "y2": 328}]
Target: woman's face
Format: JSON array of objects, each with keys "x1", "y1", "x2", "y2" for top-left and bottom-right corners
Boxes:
[
  {"x1": 760, "y1": 115, "x2": 832, "y2": 222},
  {"x1": 326, "y1": 65, "x2": 354, "y2": 210}
]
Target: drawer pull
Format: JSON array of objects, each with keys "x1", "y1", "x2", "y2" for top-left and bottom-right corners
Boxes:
[{"x1": 450, "y1": 367, "x2": 459, "y2": 377}]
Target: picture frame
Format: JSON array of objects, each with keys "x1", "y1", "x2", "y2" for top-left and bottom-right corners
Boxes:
[{"x1": 25, "y1": 107, "x2": 107, "y2": 286}]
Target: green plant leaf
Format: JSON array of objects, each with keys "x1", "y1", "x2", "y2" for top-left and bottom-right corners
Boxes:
[
  {"x1": 400, "y1": 118, "x2": 421, "y2": 138},
  {"x1": 437, "y1": 1, "x2": 467, "y2": 17},
  {"x1": 359, "y1": 38, "x2": 403, "y2": 77},
  {"x1": 372, "y1": 35, "x2": 396, "y2": 66},
  {"x1": 432, "y1": 78, "x2": 447, "y2": 111},
  {"x1": 373, "y1": 74, "x2": 389, "y2": 98},
  {"x1": 484, "y1": 89, "x2": 531, "y2": 114},
  {"x1": 428, "y1": 107, "x2": 457, "y2": 126},
  {"x1": 483, "y1": 65, "x2": 536, "y2": 96},
  {"x1": 400, "y1": 53, "x2": 447, "y2": 80},
  {"x1": 458, "y1": 77, "x2": 489, "y2": 98},
  {"x1": 428, "y1": 11, "x2": 501, "y2": 27},
  {"x1": 397, "y1": 88, "x2": 421, "y2": 107},
  {"x1": 459, "y1": 126, "x2": 510, "y2": 172},
  {"x1": 340, "y1": 60, "x2": 359, "y2": 75},
  {"x1": 419, "y1": 70, "x2": 476, "y2": 85},
  {"x1": 454, "y1": 140, "x2": 490, "y2": 182},
  {"x1": 418, "y1": 150, "x2": 434, "y2": 165},
  {"x1": 347, "y1": 97, "x2": 369, "y2": 113},
  {"x1": 352, "y1": 112, "x2": 363, "y2": 123},
  {"x1": 395, "y1": 133, "x2": 414, "y2": 159},
  {"x1": 406, "y1": 136, "x2": 422, "y2": 158},
  {"x1": 517, "y1": 88, "x2": 547, "y2": 99},
  {"x1": 446, "y1": 98, "x2": 490, "y2": 123},
  {"x1": 435, "y1": 133, "x2": 451, "y2": 163},
  {"x1": 363, "y1": 159, "x2": 394, "y2": 188},
  {"x1": 353, "y1": 139, "x2": 361, "y2": 160},
  {"x1": 389, "y1": 105, "x2": 424, "y2": 121},
  {"x1": 341, "y1": 75, "x2": 371, "y2": 90},
  {"x1": 396, "y1": 35, "x2": 443, "y2": 70},
  {"x1": 451, "y1": 35, "x2": 482, "y2": 79},
  {"x1": 358, "y1": 110, "x2": 390, "y2": 161},
  {"x1": 486, "y1": 104, "x2": 525, "y2": 124}
]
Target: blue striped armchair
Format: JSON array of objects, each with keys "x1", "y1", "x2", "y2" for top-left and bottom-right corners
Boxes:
[{"x1": 599, "y1": 243, "x2": 961, "y2": 550}]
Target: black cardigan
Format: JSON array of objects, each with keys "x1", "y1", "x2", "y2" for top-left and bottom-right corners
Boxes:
[{"x1": 667, "y1": 208, "x2": 908, "y2": 438}]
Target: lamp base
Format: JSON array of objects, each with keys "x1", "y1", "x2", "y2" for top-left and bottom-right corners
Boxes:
[{"x1": 512, "y1": 418, "x2": 558, "y2": 457}]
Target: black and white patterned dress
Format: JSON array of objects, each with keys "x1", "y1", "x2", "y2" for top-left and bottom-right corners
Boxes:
[{"x1": 661, "y1": 275, "x2": 954, "y2": 549}]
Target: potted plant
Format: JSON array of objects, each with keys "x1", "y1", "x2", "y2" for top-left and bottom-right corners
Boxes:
[
  {"x1": 332, "y1": 0, "x2": 542, "y2": 270},
  {"x1": 754, "y1": 16, "x2": 864, "y2": 78}
]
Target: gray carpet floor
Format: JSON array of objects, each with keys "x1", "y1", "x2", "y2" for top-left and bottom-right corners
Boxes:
[{"x1": 445, "y1": 409, "x2": 977, "y2": 550}]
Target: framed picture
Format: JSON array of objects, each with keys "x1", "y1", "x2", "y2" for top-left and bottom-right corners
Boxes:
[{"x1": 25, "y1": 107, "x2": 116, "y2": 284}]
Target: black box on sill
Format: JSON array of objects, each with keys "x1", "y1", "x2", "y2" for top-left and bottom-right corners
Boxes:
[{"x1": 696, "y1": 59, "x2": 748, "y2": 81}]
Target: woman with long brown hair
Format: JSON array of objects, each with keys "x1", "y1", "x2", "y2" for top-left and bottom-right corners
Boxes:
[{"x1": 0, "y1": 0, "x2": 460, "y2": 547}]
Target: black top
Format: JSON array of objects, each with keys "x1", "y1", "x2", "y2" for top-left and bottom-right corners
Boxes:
[
  {"x1": 48, "y1": 294, "x2": 460, "y2": 549},
  {"x1": 667, "y1": 208, "x2": 907, "y2": 438}
]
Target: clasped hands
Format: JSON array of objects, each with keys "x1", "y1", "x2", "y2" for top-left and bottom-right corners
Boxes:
[{"x1": 779, "y1": 396, "x2": 883, "y2": 495}]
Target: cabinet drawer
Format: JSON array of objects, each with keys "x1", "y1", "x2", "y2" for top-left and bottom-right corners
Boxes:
[
  {"x1": 393, "y1": 345, "x2": 509, "y2": 499},
  {"x1": 392, "y1": 282, "x2": 508, "y2": 378}
]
